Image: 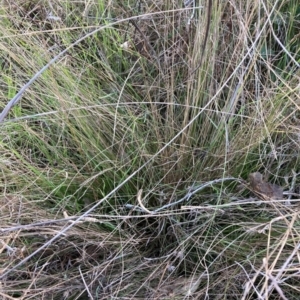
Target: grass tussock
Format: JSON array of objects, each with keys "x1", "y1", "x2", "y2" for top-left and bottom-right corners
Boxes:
[{"x1": 0, "y1": 0, "x2": 300, "y2": 299}]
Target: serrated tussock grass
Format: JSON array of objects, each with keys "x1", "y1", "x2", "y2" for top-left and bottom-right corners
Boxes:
[{"x1": 0, "y1": 0, "x2": 299, "y2": 299}]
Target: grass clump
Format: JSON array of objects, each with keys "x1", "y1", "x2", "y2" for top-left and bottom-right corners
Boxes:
[{"x1": 0, "y1": 0, "x2": 300, "y2": 299}]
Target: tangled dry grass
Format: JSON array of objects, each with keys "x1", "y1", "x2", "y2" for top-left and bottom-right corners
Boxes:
[{"x1": 0, "y1": 0, "x2": 300, "y2": 299}]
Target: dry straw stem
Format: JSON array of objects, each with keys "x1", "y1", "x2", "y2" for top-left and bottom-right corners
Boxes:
[
  {"x1": 0, "y1": 1, "x2": 281, "y2": 280},
  {"x1": 136, "y1": 189, "x2": 153, "y2": 214},
  {"x1": 78, "y1": 266, "x2": 93, "y2": 299}
]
